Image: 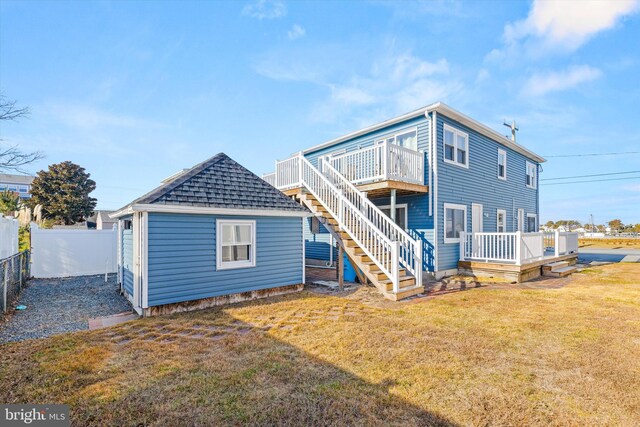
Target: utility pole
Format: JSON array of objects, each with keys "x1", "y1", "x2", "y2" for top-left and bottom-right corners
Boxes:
[{"x1": 503, "y1": 119, "x2": 519, "y2": 143}]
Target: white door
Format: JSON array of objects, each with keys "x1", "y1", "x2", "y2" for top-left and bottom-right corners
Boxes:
[
  {"x1": 517, "y1": 208, "x2": 524, "y2": 232},
  {"x1": 472, "y1": 203, "x2": 483, "y2": 233}
]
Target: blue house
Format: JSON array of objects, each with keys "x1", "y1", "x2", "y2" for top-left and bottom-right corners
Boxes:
[
  {"x1": 264, "y1": 102, "x2": 578, "y2": 300},
  {"x1": 111, "y1": 153, "x2": 309, "y2": 316}
]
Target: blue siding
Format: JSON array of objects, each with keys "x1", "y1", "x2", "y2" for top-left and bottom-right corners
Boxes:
[
  {"x1": 122, "y1": 227, "x2": 134, "y2": 297},
  {"x1": 434, "y1": 113, "x2": 540, "y2": 271},
  {"x1": 305, "y1": 116, "x2": 431, "y2": 170},
  {"x1": 369, "y1": 194, "x2": 435, "y2": 272},
  {"x1": 304, "y1": 218, "x2": 336, "y2": 262},
  {"x1": 146, "y1": 213, "x2": 303, "y2": 307}
]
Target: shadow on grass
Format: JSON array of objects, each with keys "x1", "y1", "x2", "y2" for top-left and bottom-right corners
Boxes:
[{"x1": 0, "y1": 295, "x2": 458, "y2": 427}]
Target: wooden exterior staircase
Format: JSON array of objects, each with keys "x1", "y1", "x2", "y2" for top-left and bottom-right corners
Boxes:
[{"x1": 280, "y1": 154, "x2": 424, "y2": 301}]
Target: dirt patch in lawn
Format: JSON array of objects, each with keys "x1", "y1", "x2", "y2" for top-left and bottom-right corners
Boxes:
[
  {"x1": 580, "y1": 237, "x2": 640, "y2": 249},
  {"x1": 1, "y1": 263, "x2": 640, "y2": 426}
]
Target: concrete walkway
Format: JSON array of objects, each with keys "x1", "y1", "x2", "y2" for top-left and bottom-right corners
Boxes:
[{"x1": 578, "y1": 248, "x2": 640, "y2": 264}]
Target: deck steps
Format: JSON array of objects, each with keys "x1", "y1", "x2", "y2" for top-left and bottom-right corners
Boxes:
[
  {"x1": 543, "y1": 261, "x2": 577, "y2": 278},
  {"x1": 297, "y1": 192, "x2": 423, "y2": 300}
]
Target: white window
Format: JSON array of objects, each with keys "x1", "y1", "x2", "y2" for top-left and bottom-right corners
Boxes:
[
  {"x1": 498, "y1": 149, "x2": 507, "y2": 180},
  {"x1": 526, "y1": 161, "x2": 537, "y2": 189},
  {"x1": 375, "y1": 128, "x2": 418, "y2": 151},
  {"x1": 379, "y1": 204, "x2": 408, "y2": 230},
  {"x1": 216, "y1": 220, "x2": 256, "y2": 270},
  {"x1": 443, "y1": 124, "x2": 469, "y2": 168},
  {"x1": 444, "y1": 203, "x2": 467, "y2": 243},
  {"x1": 526, "y1": 214, "x2": 537, "y2": 233},
  {"x1": 497, "y1": 209, "x2": 506, "y2": 233}
]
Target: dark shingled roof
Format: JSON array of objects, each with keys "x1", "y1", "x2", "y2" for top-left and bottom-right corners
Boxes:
[{"x1": 124, "y1": 153, "x2": 307, "y2": 212}]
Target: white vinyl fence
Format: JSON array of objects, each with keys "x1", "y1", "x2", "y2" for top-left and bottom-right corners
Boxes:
[
  {"x1": 0, "y1": 216, "x2": 19, "y2": 259},
  {"x1": 30, "y1": 222, "x2": 117, "y2": 278}
]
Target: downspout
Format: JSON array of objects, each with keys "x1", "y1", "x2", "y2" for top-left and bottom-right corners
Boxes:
[{"x1": 432, "y1": 111, "x2": 439, "y2": 273}]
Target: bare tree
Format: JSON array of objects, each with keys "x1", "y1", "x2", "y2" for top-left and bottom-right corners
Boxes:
[{"x1": 0, "y1": 94, "x2": 44, "y2": 173}]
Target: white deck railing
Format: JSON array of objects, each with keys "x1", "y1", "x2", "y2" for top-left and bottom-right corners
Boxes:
[
  {"x1": 262, "y1": 172, "x2": 276, "y2": 187},
  {"x1": 460, "y1": 231, "x2": 579, "y2": 265},
  {"x1": 321, "y1": 161, "x2": 422, "y2": 286},
  {"x1": 298, "y1": 156, "x2": 402, "y2": 292},
  {"x1": 328, "y1": 141, "x2": 423, "y2": 185},
  {"x1": 275, "y1": 155, "x2": 301, "y2": 190}
]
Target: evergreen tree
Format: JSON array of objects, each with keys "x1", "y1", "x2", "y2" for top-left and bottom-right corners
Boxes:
[
  {"x1": 29, "y1": 161, "x2": 97, "y2": 224},
  {"x1": 0, "y1": 190, "x2": 21, "y2": 216}
]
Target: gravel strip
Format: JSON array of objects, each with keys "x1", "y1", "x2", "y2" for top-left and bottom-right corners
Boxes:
[{"x1": 0, "y1": 275, "x2": 132, "y2": 344}]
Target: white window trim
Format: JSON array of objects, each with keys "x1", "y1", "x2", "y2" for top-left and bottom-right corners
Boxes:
[
  {"x1": 526, "y1": 213, "x2": 538, "y2": 233},
  {"x1": 216, "y1": 219, "x2": 257, "y2": 270},
  {"x1": 374, "y1": 126, "x2": 419, "y2": 151},
  {"x1": 444, "y1": 202, "x2": 467, "y2": 244},
  {"x1": 526, "y1": 161, "x2": 537, "y2": 189},
  {"x1": 497, "y1": 209, "x2": 507, "y2": 233},
  {"x1": 442, "y1": 123, "x2": 469, "y2": 169},
  {"x1": 378, "y1": 203, "x2": 409, "y2": 230},
  {"x1": 498, "y1": 148, "x2": 507, "y2": 181}
]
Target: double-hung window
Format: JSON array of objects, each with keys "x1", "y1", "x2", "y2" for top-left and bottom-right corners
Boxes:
[
  {"x1": 498, "y1": 149, "x2": 507, "y2": 180},
  {"x1": 444, "y1": 203, "x2": 467, "y2": 243},
  {"x1": 526, "y1": 161, "x2": 537, "y2": 189},
  {"x1": 443, "y1": 124, "x2": 469, "y2": 168},
  {"x1": 217, "y1": 220, "x2": 256, "y2": 270},
  {"x1": 379, "y1": 204, "x2": 408, "y2": 230}
]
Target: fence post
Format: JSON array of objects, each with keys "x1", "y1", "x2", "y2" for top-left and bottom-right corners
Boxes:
[
  {"x1": 515, "y1": 231, "x2": 522, "y2": 265},
  {"x1": 3, "y1": 262, "x2": 7, "y2": 313},
  {"x1": 554, "y1": 229, "x2": 560, "y2": 257}
]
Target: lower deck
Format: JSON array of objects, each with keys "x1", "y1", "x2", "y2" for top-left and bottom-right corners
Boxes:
[{"x1": 458, "y1": 253, "x2": 579, "y2": 283}]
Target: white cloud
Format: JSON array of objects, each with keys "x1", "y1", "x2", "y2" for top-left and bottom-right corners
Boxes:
[
  {"x1": 242, "y1": 0, "x2": 286, "y2": 20},
  {"x1": 522, "y1": 65, "x2": 602, "y2": 96},
  {"x1": 505, "y1": 0, "x2": 639, "y2": 51},
  {"x1": 287, "y1": 24, "x2": 305, "y2": 40},
  {"x1": 476, "y1": 69, "x2": 490, "y2": 83}
]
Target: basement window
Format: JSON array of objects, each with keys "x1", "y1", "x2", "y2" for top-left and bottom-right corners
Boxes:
[{"x1": 217, "y1": 220, "x2": 256, "y2": 270}]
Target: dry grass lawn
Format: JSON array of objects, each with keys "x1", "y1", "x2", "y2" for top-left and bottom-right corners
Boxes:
[
  {"x1": 580, "y1": 237, "x2": 640, "y2": 249},
  {"x1": 1, "y1": 263, "x2": 640, "y2": 426}
]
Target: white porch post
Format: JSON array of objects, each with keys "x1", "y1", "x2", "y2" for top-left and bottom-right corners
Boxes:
[
  {"x1": 554, "y1": 229, "x2": 560, "y2": 257},
  {"x1": 390, "y1": 189, "x2": 397, "y2": 223},
  {"x1": 515, "y1": 231, "x2": 522, "y2": 265},
  {"x1": 391, "y1": 241, "x2": 400, "y2": 293},
  {"x1": 459, "y1": 231, "x2": 466, "y2": 261}
]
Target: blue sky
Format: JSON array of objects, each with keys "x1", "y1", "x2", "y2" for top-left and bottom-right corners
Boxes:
[{"x1": 1, "y1": 0, "x2": 639, "y2": 225}]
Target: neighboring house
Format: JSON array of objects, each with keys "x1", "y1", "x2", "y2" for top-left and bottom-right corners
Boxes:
[
  {"x1": 0, "y1": 173, "x2": 34, "y2": 199},
  {"x1": 111, "y1": 153, "x2": 308, "y2": 316},
  {"x1": 266, "y1": 102, "x2": 578, "y2": 300},
  {"x1": 96, "y1": 210, "x2": 116, "y2": 230}
]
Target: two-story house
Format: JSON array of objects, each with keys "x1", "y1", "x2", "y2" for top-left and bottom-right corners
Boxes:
[
  {"x1": 0, "y1": 173, "x2": 34, "y2": 199},
  {"x1": 264, "y1": 102, "x2": 578, "y2": 300}
]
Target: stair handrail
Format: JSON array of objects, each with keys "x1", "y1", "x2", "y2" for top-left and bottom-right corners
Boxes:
[
  {"x1": 321, "y1": 160, "x2": 422, "y2": 285},
  {"x1": 298, "y1": 156, "x2": 401, "y2": 291}
]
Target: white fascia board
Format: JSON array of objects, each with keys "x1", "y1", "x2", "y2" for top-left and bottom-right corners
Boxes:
[
  {"x1": 129, "y1": 204, "x2": 311, "y2": 217},
  {"x1": 426, "y1": 103, "x2": 546, "y2": 163},
  {"x1": 110, "y1": 206, "x2": 134, "y2": 219},
  {"x1": 300, "y1": 101, "x2": 545, "y2": 164}
]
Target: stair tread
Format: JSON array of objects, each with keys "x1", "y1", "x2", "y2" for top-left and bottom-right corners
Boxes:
[
  {"x1": 544, "y1": 261, "x2": 569, "y2": 268},
  {"x1": 551, "y1": 266, "x2": 576, "y2": 273}
]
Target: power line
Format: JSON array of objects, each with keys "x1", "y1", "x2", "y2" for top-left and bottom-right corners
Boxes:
[
  {"x1": 541, "y1": 176, "x2": 640, "y2": 186},
  {"x1": 543, "y1": 151, "x2": 640, "y2": 158},
  {"x1": 541, "y1": 170, "x2": 640, "y2": 181}
]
